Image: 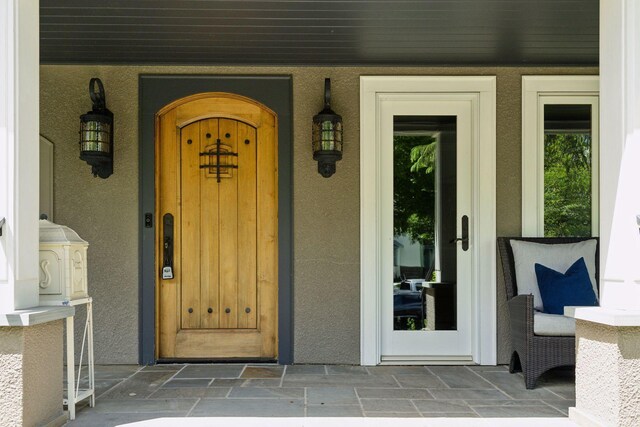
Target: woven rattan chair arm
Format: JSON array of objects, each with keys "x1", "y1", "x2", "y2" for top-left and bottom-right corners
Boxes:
[{"x1": 508, "y1": 294, "x2": 535, "y2": 338}]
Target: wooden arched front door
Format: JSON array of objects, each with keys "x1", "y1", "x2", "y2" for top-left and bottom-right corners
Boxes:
[{"x1": 155, "y1": 93, "x2": 278, "y2": 359}]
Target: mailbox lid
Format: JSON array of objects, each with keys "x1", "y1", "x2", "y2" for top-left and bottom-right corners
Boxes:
[{"x1": 39, "y1": 219, "x2": 88, "y2": 245}]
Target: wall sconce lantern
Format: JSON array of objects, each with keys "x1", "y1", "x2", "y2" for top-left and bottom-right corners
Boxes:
[
  {"x1": 79, "y1": 78, "x2": 113, "y2": 178},
  {"x1": 312, "y1": 78, "x2": 343, "y2": 178}
]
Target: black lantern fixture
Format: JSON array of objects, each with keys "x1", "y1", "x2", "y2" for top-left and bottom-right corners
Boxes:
[
  {"x1": 79, "y1": 78, "x2": 113, "y2": 178},
  {"x1": 312, "y1": 78, "x2": 343, "y2": 178}
]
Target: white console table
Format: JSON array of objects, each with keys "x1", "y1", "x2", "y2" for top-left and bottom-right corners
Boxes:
[{"x1": 61, "y1": 297, "x2": 95, "y2": 420}]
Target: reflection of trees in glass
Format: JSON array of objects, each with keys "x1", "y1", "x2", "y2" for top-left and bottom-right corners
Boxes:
[
  {"x1": 394, "y1": 135, "x2": 436, "y2": 243},
  {"x1": 544, "y1": 133, "x2": 591, "y2": 237}
]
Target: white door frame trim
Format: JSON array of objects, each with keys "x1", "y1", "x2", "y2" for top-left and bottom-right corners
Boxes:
[{"x1": 360, "y1": 76, "x2": 497, "y2": 365}]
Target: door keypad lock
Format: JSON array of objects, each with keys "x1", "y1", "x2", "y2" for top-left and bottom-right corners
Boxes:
[{"x1": 162, "y1": 213, "x2": 174, "y2": 279}]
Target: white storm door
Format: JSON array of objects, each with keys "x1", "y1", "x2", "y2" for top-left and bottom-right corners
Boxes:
[{"x1": 379, "y1": 95, "x2": 474, "y2": 362}]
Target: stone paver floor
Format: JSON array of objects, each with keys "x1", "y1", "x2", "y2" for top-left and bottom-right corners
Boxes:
[{"x1": 64, "y1": 364, "x2": 576, "y2": 426}]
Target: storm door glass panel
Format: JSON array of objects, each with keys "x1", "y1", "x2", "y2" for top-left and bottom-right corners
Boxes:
[
  {"x1": 393, "y1": 116, "x2": 457, "y2": 331},
  {"x1": 543, "y1": 104, "x2": 593, "y2": 237}
]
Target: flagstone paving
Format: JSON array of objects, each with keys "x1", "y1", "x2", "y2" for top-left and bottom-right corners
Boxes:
[{"x1": 64, "y1": 364, "x2": 576, "y2": 426}]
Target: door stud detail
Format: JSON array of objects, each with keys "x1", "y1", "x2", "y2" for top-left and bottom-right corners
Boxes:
[
  {"x1": 245, "y1": 307, "x2": 251, "y2": 313},
  {"x1": 188, "y1": 308, "x2": 193, "y2": 313},
  {"x1": 208, "y1": 307, "x2": 213, "y2": 314},
  {"x1": 225, "y1": 308, "x2": 231, "y2": 314}
]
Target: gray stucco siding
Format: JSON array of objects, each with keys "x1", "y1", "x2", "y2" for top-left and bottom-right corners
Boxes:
[{"x1": 40, "y1": 65, "x2": 597, "y2": 365}]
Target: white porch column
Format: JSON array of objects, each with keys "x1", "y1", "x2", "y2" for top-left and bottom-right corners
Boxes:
[
  {"x1": 0, "y1": 2, "x2": 72, "y2": 426},
  {"x1": 0, "y1": 0, "x2": 40, "y2": 311},
  {"x1": 569, "y1": 1, "x2": 640, "y2": 426},
  {"x1": 598, "y1": 0, "x2": 640, "y2": 311}
]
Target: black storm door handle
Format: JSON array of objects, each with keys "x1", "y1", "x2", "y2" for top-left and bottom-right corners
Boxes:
[{"x1": 449, "y1": 215, "x2": 469, "y2": 251}]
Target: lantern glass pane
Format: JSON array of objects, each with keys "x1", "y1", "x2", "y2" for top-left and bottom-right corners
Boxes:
[
  {"x1": 312, "y1": 121, "x2": 322, "y2": 152},
  {"x1": 333, "y1": 121, "x2": 343, "y2": 150},
  {"x1": 321, "y1": 121, "x2": 334, "y2": 150},
  {"x1": 80, "y1": 120, "x2": 112, "y2": 153},
  {"x1": 313, "y1": 119, "x2": 343, "y2": 152}
]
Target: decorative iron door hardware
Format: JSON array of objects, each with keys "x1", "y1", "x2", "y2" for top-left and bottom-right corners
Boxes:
[{"x1": 200, "y1": 138, "x2": 238, "y2": 183}]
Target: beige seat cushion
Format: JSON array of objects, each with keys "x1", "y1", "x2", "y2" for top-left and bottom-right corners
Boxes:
[{"x1": 533, "y1": 312, "x2": 575, "y2": 336}]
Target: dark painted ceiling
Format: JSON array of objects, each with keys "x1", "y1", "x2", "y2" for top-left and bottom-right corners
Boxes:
[{"x1": 40, "y1": 0, "x2": 599, "y2": 66}]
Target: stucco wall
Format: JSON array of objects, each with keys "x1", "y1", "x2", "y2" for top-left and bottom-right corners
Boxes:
[
  {"x1": 23, "y1": 321, "x2": 64, "y2": 427},
  {"x1": 0, "y1": 327, "x2": 23, "y2": 424},
  {"x1": 40, "y1": 65, "x2": 597, "y2": 365},
  {"x1": 0, "y1": 321, "x2": 64, "y2": 426},
  {"x1": 574, "y1": 321, "x2": 640, "y2": 426}
]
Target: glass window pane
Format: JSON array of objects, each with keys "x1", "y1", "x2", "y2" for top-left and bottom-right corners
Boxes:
[
  {"x1": 393, "y1": 116, "x2": 457, "y2": 331},
  {"x1": 543, "y1": 104, "x2": 592, "y2": 237}
]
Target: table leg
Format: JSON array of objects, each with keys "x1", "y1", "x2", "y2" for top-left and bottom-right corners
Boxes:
[
  {"x1": 88, "y1": 299, "x2": 95, "y2": 407},
  {"x1": 66, "y1": 315, "x2": 75, "y2": 420}
]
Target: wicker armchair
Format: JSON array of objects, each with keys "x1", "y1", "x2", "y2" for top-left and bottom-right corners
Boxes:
[{"x1": 497, "y1": 237, "x2": 599, "y2": 389}]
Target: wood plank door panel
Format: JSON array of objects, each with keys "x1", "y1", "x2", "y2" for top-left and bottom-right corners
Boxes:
[
  {"x1": 218, "y1": 119, "x2": 239, "y2": 329},
  {"x1": 181, "y1": 121, "x2": 202, "y2": 329},
  {"x1": 157, "y1": 108, "x2": 179, "y2": 358},
  {"x1": 256, "y1": 113, "x2": 278, "y2": 358},
  {"x1": 199, "y1": 119, "x2": 220, "y2": 329},
  {"x1": 237, "y1": 121, "x2": 258, "y2": 329},
  {"x1": 156, "y1": 93, "x2": 277, "y2": 360}
]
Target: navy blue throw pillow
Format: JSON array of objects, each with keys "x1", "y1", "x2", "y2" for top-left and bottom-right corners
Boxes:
[{"x1": 534, "y1": 257, "x2": 598, "y2": 315}]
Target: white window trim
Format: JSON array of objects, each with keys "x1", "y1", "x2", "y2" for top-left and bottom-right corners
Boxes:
[
  {"x1": 522, "y1": 76, "x2": 600, "y2": 237},
  {"x1": 360, "y1": 76, "x2": 497, "y2": 365}
]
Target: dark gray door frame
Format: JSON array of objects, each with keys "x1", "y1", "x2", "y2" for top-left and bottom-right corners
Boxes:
[{"x1": 139, "y1": 75, "x2": 293, "y2": 364}]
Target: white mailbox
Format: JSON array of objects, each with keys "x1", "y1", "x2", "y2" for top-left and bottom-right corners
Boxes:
[{"x1": 39, "y1": 218, "x2": 89, "y2": 304}]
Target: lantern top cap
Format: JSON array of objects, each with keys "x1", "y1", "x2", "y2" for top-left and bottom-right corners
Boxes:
[{"x1": 39, "y1": 219, "x2": 88, "y2": 245}]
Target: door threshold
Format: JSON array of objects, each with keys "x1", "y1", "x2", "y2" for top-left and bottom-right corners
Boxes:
[
  {"x1": 156, "y1": 357, "x2": 278, "y2": 364},
  {"x1": 380, "y1": 355, "x2": 474, "y2": 365},
  {"x1": 379, "y1": 361, "x2": 475, "y2": 366}
]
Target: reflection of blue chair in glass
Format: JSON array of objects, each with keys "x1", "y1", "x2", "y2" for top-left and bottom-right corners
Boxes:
[
  {"x1": 393, "y1": 288, "x2": 424, "y2": 330},
  {"x1": 395, "y1": 260, "x2": 437, "y2": 330}
]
